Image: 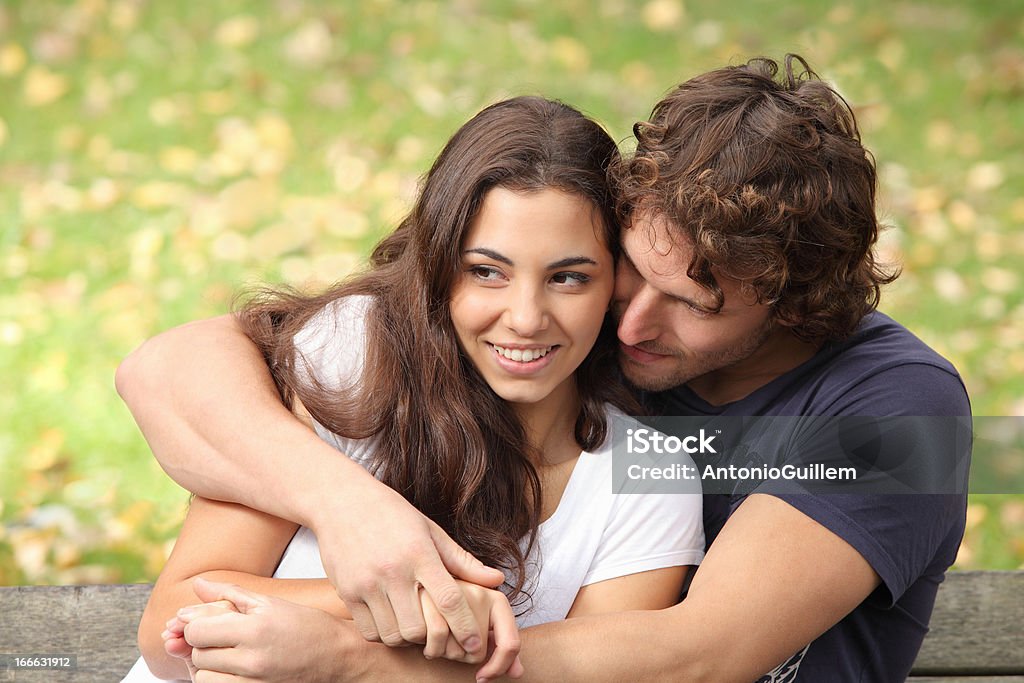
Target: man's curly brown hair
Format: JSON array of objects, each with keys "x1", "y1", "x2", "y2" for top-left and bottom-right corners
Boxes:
[{"x1": 611, "y1": 54, "x2": 898, "y2": 343}]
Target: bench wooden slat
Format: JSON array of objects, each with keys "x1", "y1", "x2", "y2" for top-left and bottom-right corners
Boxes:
[
  {"x1": 0, "y1": 570, "x2": 1021, "y2": 681},
  {"x1": 910, "y1": 571, "x2": 1024, "y2": 676},
  {"x1": 0, "y1": 583, "x2": 152, "y2": 682}
]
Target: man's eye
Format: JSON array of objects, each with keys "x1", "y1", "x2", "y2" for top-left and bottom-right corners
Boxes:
[
  {"x1": 686, "y1": 302, "x2": 712, "y2": 317},
  {"x1": 552, "y1": 272, "x2": 591, "y2": 286}
]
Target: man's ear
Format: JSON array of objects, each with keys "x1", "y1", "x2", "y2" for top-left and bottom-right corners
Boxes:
[{"x1": 768, "y1": 305, "x2": 804, "y2": 331}]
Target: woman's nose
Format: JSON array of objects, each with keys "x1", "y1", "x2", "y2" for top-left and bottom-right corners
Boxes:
[{"x1": 503, "y1": 285, "x2": 549, "y2": 337}]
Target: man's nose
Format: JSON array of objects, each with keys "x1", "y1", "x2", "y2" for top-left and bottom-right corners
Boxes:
[{"x1": 617, "y1": 283, "x2": 660, "y2": 347}]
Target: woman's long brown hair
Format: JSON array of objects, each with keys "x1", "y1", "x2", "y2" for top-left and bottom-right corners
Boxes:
[{"x1": 237, "y1": 97, "x2": 639, "y2": 608}]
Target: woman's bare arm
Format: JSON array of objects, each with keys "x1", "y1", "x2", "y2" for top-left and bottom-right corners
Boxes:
[
  {"x1": 116, "y1": 314, "x2": 504, "y2": 657},
  {"x1": 138, "y1": 497, "x2": 349, "y2": 679}
]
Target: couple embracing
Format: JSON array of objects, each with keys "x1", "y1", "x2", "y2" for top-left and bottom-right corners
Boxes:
[{"x1": 120, "y1": 54, "x2": 969, "y2": 683}]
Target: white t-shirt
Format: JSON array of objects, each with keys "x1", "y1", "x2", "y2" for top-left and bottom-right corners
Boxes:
[{"x1": 279, "y1": 296, "x2": 704, "y2": 627}]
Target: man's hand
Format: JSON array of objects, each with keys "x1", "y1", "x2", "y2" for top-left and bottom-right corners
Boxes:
[
  {"x1": 312, "y1": 481, "x2": 506, "y2": 660},
  {"x1": 419, "y1": 579, "x2": 524, "y2": 680}
]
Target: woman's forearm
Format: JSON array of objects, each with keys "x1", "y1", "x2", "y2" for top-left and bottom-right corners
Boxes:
[{"x1": 115, "y1": 314, "x2": 377, "y2": 527}]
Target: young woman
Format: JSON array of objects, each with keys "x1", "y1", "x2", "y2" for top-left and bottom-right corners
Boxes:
[{"x1": 122, "y1": 96, "x2": 703, "y2": 682}]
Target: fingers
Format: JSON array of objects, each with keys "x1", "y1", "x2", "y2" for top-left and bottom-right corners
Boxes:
[
  {"x1": 164, "y1": 613, "x2": 194, "y2": 659},
  {"x1": 416, "y1": 563, "x2": 485, "y2": 658},
  {"x1": 419, "y1": 586, "x2": 455, "y2": 660},
  {"x1": 163, "y1": 631, "x2": 192, "y2": 659},
  {"x1": 393, "y1": 581, "x2": 429, "y2": 645},
  {"x1": 508, "y1": 655, "x2": 525, "y2": 679},
  {"x1": 166, "y1": 615, "x2": 187, "y2": 637},
  {"x1": 474, "y1": 595, "x2": 522, "y2": 681},
  {"x1": 431, "y1": 522, "x2": 506, "y2": 588},
  {"x1": 182, "y1": 612, "x2": 249, "y2": 650},
  {"x1": 343, "y1": 599, "x2": 381, "y2": 642},
  {"x1": 190, "y1": 645, "x2": 258, "y2": 679},
  {"x1": 192, "y1": 578, "x2": 266, "y2": 615},
  {"x1": 191, "y1": 576, "x2": 231, "y2": 603},
  {"x1": 183, "y1": 654, "x2": 200, "y2": 683},
  {"x1": 177, "y1": 599, "x2": 238, "y2": 626},
  {"x1": 345, "y1": 589, "x2": 405, "y2": 646},
  {"x1": 372, "y1": 590, "x2": 418, "y2": 647}
]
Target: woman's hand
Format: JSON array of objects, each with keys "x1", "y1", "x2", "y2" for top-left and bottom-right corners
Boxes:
[
  {"x1": 162, "y1": 597, "x2": 239, "y2": 682},
  {"x1": 178, "y1": 578, "x2": 353, "y2": 683},
  {"x1": 163, "y1": 599, "x2": 238, "y2": 661},
  {"x1": 419, "y1": 579, "x2": 524, "y2": 680},
  {"x1": 179, "y1": 577, "x2": 523, "y2": 682}
]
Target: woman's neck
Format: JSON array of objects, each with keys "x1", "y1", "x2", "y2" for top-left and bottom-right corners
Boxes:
[{"x1": 513, "y1": 382, "x2": 582, "y2": 466}]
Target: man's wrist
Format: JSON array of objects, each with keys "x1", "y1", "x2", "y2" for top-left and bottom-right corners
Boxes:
[{"x1": 289, "y1": 452, "x2": 377, "y2": 530}]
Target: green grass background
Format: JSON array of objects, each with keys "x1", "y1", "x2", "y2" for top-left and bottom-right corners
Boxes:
[{"x1": 1, "y1": 0, "x2": 1022, "y2": 584}]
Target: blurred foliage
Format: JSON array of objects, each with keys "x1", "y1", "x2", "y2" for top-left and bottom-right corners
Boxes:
[{"x1": 1, "y1": 0, "x2": 1022, "y2": 585}]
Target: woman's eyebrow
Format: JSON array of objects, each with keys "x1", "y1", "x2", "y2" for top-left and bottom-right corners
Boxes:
[
  {"x1": 464, "y1": 248, "x2": 598, "y2": 270},
  {"x1": 464, "y1": 247, "x2": 512, "y2": 265},
  {"x1": 547, "y1": 256, "x2": 598, "y2": 269}
]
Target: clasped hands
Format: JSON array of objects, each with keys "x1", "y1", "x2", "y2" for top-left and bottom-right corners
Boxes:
[{"x1": 164, "y1": 575, "x2": 524, "y2": 682}]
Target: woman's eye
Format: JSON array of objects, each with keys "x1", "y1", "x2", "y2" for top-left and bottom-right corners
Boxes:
[
  {"x1": 551, "y1": 272, "x2": 590, "y2": 286},
  {"x1": 469, "y1": 265, "x2": 504, "y2": 281}
]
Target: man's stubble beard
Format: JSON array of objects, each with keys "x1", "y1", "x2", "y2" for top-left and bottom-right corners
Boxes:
[{"x1": 618, "y1": 318, "x2": 776, "y2": 393}]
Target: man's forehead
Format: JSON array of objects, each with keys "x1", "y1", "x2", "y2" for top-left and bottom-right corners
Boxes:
[
  {"x1": 622, "y1": 211, "x2": 753, "y2": 311},
  {"x1": 622, "y1": 219, "x2": 716, "y2": 302},
  {"x1": 623, "y1": 212, "x2": 692, "y2": 273}
]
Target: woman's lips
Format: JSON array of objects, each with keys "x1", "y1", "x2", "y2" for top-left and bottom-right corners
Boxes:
[{"x1": 490, "y1": 343, "x2": 559, "y2": 375}]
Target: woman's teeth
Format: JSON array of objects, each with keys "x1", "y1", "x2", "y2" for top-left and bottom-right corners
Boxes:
[{"x1": 493, "y1": 345, "x2": 552, "y2": 362}]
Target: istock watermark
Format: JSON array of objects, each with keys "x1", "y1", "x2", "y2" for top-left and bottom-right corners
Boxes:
[
  {"x1": 626, "y1": 427, "x2": 717, "y2": 455},
  {"x1": 610, "y1": 415, "x2": 1007, "y2": 496}
]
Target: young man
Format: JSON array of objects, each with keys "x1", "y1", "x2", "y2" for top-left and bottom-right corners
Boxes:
[{"x1": 117, "y1": 55, "x2": 968, "y2": 682}]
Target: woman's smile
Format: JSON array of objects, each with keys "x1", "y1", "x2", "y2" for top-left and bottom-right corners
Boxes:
[{"x1": 488, "y1": 343, "x2": 561, "y2": 374}]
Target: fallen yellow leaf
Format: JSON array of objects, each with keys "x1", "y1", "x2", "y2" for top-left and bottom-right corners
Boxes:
[
  {"x1": 215, "y1": 15, "x2": 260, "y2": 48},
  {"x1": 642, "y1": 0, "x2": 685, "y2": 31},
  {"x1": 159, "y1": 146, "x2": 201, "y2": 175},
  {"x1": 131, "y1": 181, "x2": 188, "y2": 209},
  {"x1": 110, "y1": 0, "x2": 140, "y2": 31},
  {"x1": 550, "y1": 36, "x2": 590, "y2": 72},
  {"x1": 282, "y1": 19, "x2": 333, "y2": 68},
  {"x1": 0, "y1": 42, "x2": 27, "y2": 76},
  {"x1": 967, "y1": 162, "x2": 1004, "y2": 192},
  {"x1": 23, "y1": 65, "x2": 69, "y2": 107},
  {"x1": 26, "y1": 428, "x2": 66, "y2": 472}
]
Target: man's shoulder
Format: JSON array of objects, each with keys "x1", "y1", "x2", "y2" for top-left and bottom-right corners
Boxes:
[
  {"x1": 826, "y1": 310, "x2": 957, "y2": 375},
  {"x1": 808, "y1": 311, "x2": 969, "y2": 415}
]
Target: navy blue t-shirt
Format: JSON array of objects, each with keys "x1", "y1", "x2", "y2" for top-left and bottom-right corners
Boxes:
[{"x1": 653, "y1": 311, "x2": 970, "y2": 683}]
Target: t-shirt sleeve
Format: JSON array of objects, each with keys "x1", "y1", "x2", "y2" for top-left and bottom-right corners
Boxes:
[
  {"x1": 582, "y1": 487, "x2": 705, "y2": 587},
  {"x1": 292, "y1": 295, "x2": 376, "y2": 466},
  {"x1": 775, "y1": 362, "x2": 970, "y2": 605},
  {"x1": 293, "y1": 295, "x2": 372, "y2": 392}
]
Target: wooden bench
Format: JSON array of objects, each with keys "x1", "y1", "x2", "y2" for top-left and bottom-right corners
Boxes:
[{"x1": 1, "y1": 571, "x2": 1021, "y2": 682}]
